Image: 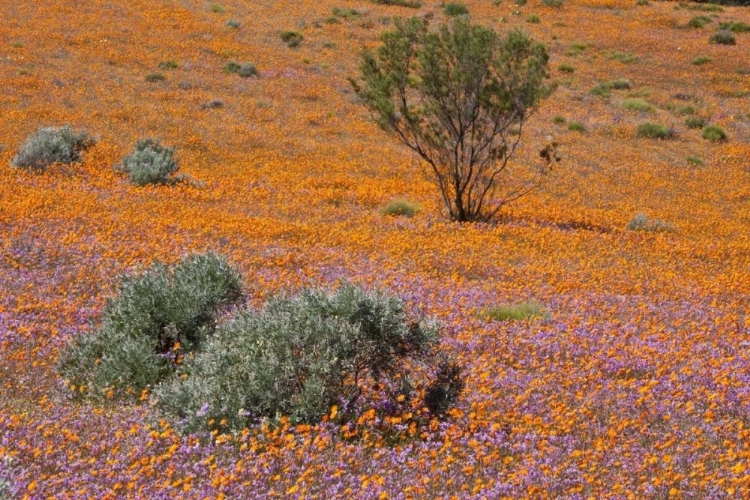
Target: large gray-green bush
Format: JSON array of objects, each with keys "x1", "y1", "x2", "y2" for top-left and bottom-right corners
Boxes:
[
  {"x1": 59, "y1": 252, "x2": 243, "y2": 401},
  {"x1": 11, "y1": 125, "x2": 93, "y2": 172},
  {"x1": 156, "y1": 283, "x2": 459, "y2": 432},
  {"x1": 119, "y1": 138, "x2": 180, "y2": 186}
]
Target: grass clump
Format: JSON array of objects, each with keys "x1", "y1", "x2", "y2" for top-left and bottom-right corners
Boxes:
[
  {"x1": 444, "y1": 2, "x2": 468, "y2": 16},
  {"x1": 677, "y1": 105, "x2": 695, "y2": 115},
  {"x1": 636, "y1": 122, "x2": 674, "y2": 139},
  {"x1": 332, "y1": 7, "x2": 361, "y2": 20},
  {"x1": 381, "y1": 199, "x2": 419, "y2": 217},
  {"x1": 719, "y1": 21, "x2": 750, "y2": 33},
  {"x1": 11, "y1": 125, "x2": 93, "y2": 172},
  {"x1": 224, "y1": 62, "x2": 258, "y2": 77},
  {"x1": 685, "y1": 116, "x2": 706, "y2": 129},
  {"x1": 702, "y1": 124, "x2": 727, "y2": 141},
  {"x1": 526, "y1": 14, "x2": 541, "y2": 23},
  {"x1": 156, "y1": 282, "x2": 463, "y2": 431},
  {"x1": 145, "y1": 72, "x2": 166, "y2": 82},
  {"x1": 610, "y1": 51, "x2": 639, "y2": 64},
  {"x1": 553, "y1": 115, "x2": 566, "y2": 124},
  {"x1": 225, "y1": 19, "x2": 240, "y2": 29},
  {"x1": 568, "y1": 121, "x2": 586, "y2": 132},
  {"x1": 119, "y1": 139, "x2": 180, "y2": 186},
  {"x1": 688, "y1": 15, "x2": 712, "y2": 28},
  {"x1": 591, "y1": 83, "x2": 612, "y2": 97},
  {"x1": 558, "y1": 63, "x2": 575, "y2": 73},
  {"x1": 627, "y1": 213, "x2": 675, "y2": 232},
  {"x1": 609, "y1": 78, "x2": 631, "y2": 90},
  {"x1": 280, "y1": 30, "x2": 304, "y2": 48},
  {"x1": 687, "y1": 156, "x2": 705, "y2": 167},
  {"x1": 622, "y1": 98, "x2": 653, "y2": 111},
  {"x1": 210, "y1": 4, "x2": 225, "y2": 13},
  {"x1": 692, "y1": 55, "x2": 713, "y2": 65},
  {"x1": 158, "y1": 60, "x2": 179, "y2": 70},
  {"x1": 565, "y1": 42, "x2": 588, "y2": 56},
  {"x1": 484, "y1": 300, "x2": 548, "y2": 322},
  {"x1": 543, "y1": 0, "x2": 564, "y2": 7},
  {"x1": 58, "y1": 253, "x2": 244, "y2": 402},
  {"x1": 709, "y1": 29, "x2": 736, "y2": 45}
]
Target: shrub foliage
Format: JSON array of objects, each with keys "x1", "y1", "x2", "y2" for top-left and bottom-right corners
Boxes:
[
  {"x1": 156, "y1": 282, "x2": 462, "y2": 431},
  {"x1": 120, "y1": 138, "x2": 180, "y2": 186},
  {"x1": 350, "y1": 17, "x2": 555, "y2": 222},
  {"x1": 58, "y1": 253, "x2": 243, "y2": 401},
  {"x1": 11, "y1": 125, "x2": 93, "y2": 172}
]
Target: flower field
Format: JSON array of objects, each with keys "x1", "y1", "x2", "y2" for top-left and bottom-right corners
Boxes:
[{"x1": 2, "y1": 0, "x2": 750, "y2": 497}]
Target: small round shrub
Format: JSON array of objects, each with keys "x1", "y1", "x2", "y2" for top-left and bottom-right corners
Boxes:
[
  {"x1": 687, "y1": 156, "x2": 705, "y2": 167},
  {"x1": 692, "y1": 55, "x2": 712, "y2": 65},
  {"x1": 719, "y1": 21, "x2": 750, "y2": 33},
  {"x1": 156, "y1": 283, "x2": 462, "y2": 431},
  {"x1": 568, "y1": 121, "x2": 586, "y2": 133},
  {"x1": 11, "y1": 125, "x2": 93, "y2": 172},
  {"x1": 280, "y1": 30, "x2": 304, "y2": 48},
  {"x1": 702, "y1": 125, "x2": 727, "y2": 141},
  {"x1": 381, "y1": 199, "x2": 419, "y2": 217},
  {"x1": 622, "y1": 98, "x2": 652, "y2": 112},
  {"x1": 677, "y1": 105, "x2": 695, "y2": 115},
  {"x1": 226, "y1": 19, "x2": 241, "y2": 29},
  {"x1": 553, "y1": 115, "x2": 566, "y2": 124},
  {"x1": 158, "y1": 60, "x2": 179, "y2": 70},
  {"x1": 526, "y1": 14, "x2": 541, "y2": 23},
  {"x1": 120, "y1": 138, "x2": 179, "y2": 186},
  {"x1": 58, "y1": 253, "x2": 244, "y2": 401},
  {"x1": 543, "y1": 0, "x2": 564, "y2": 7},
  {"x1": 145, "y1": 73, "x2": 166, "y2": 82},
  {"x1": 685, "y1": 116, "x2": 706, "y2": 129},
  {"x1": 444, "y1": 2, "x2": 468, "y2": 16},
  {"x1": 236, "y1": 63, "x2": 258, "y2": 78},
  {"x1": 688, "y1": 15, "x2": 712, "y2": 28},
  {"x1": 609, "y1": 78, "x2": 631, "y2": 90},
  {"x1": 636, "y1": 122, "x2": 674, "y2": 139},
  {"x1": 627, "y1": 213, "x2": 674, "y2": 232},
  {"x1": 709, "y1": 29, "x2": 736, "y2": 45},
  {"x1": 558, "y1": 63, "x2": 575, "y2": 73}
]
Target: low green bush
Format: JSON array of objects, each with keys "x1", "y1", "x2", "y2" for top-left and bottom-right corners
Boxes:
[
  {"x1": 622, "y1": 98, "x2": 653, "y2": 111},
  {"x1": 627, "y1": 213, "x2": 675, "y2": 232},
  {"x1": 11, "y1": 125, "x2": 93, "y2": 172},
  {"x1": 558, "y1": 63, "x2": 575, "y2": 73},
  {"x1": 685, "y1": 116, "x2": 706, "y2": 129},
  {"x1": 145, "y1": 73, "x2": 166, "y2": 82},
  {"x1": 693, "y1": 56, "x2": 713, "y2": 66},
  {"x1": 719, "y1": 21, "x2": 750, "y2": 33},
  {"x1": 709, "y1": 29, "x2": 736, "y2": 45},
  {"x1": 281, "y1": 30, "x2": 304, "y2": 48},
  {"x1": 527, "y1": 14, "x2": 541, "y2": 23},
  {"x1": 636, "y1": 122, "x2": 674, "y2": 139},
  {"x1": 156, "y1": 283, "x2": 462, "y2": 431},
  {"x1": 687, "y1": 156, "x2": 705, "y2": 167},
  {"x1": 381, "y1": 199, "x2": 419, "y2": 217},
  {"x1": 58, "y1": 253, "x2": 244, "y2": 401},
  {"x1": 553, "y1": 115, "x2": 566, "y2": 124},
  {"x1": 158, "y1": 60, "x2": 179, "y2": 70},
  {"x1": 688, "y1": 15, "x2": 712, "y2": 28},
  {"x1": 702, "y1": 124, "x2": 727, "y2": 141},
  {"x1": 568, "y1": 121, "x2": 586, "y2": 133},
  {"x1": 444, "y1": 2, "x2": 469, "y2": 16}
]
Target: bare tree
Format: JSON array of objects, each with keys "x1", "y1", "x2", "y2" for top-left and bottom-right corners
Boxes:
[{"x1": 350, "y1": 17, "x2": 558, "y2": 222}]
